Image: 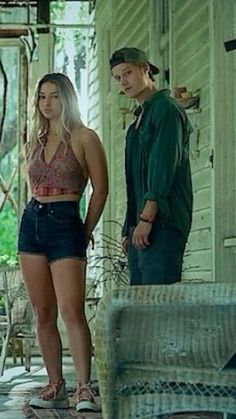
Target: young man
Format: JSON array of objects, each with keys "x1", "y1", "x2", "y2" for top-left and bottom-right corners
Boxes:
[{"x1": 110, "y1": 47, "x2": 193, "y2": 285}]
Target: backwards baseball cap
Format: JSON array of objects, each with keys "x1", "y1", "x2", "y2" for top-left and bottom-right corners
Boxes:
[{"x1": 109, "y1": 47, "x2": 159, "y2": 75}]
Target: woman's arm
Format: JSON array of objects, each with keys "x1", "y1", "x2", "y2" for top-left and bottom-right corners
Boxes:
[{"x1": 80, "y1": 129, "x2": 109, "y2": 245}]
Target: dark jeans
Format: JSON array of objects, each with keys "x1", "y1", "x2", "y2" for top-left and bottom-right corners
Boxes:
[
  {"x1": 127, "y1": 221, "x2": 187, "y2": 285},
  {"x1": 18, "y1": 198, "x2": 86, "y2": 264}
]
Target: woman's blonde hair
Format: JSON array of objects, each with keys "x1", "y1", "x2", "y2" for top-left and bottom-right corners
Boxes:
[{"x1": 27, "y1": 73, "x2": 84, "y2": 159}]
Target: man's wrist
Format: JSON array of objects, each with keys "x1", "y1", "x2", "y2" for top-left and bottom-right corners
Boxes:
[{"x1": 139, "y1": 214, "x2": 155, "y2": 224}]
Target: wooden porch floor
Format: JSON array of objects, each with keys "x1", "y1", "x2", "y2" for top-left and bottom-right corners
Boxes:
[{"x1": 0, "y1": 356, "x2": 231, "y2": 418}]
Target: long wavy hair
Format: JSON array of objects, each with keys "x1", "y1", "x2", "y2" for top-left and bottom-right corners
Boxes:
[{"x1": 27, "y1": 73, "x2": 84, "y2": 159}]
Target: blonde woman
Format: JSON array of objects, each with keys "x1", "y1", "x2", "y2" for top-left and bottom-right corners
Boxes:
[{"x1": 18, "y1": 73, "x2": 108, "y2": 412}]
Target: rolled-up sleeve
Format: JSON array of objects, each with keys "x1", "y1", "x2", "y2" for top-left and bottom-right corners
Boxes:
[{"x1": 143, "y1": 105, "x2": 183, "y2": 204}]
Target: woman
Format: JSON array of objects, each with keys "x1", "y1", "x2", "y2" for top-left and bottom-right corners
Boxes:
[{"x1": 18, "y1": 73, "x2": 108, "y2": 412}]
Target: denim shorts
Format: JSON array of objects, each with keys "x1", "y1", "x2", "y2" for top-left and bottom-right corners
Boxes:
[
  {"x1": 127, "y1": 221, "x2": 187, "y2": 285},
  {"x1": 18, "y1": 198, "x2": 87, "y2": 264}
]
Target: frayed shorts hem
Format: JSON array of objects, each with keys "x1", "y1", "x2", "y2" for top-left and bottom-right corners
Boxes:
[
  {"x1": 49, "y1": 256, "x2": 87, "y2": 265},
  {"x1": 18, "y1": 251, "x2": 87, "y2": 265},
  {"x1": 17, "y1": 251, "x2": 45, "y2": 257}
]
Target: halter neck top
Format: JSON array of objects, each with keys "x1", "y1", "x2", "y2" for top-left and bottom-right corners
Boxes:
[{"x1": 28, "y1": 132, "x2": 87, "y2": 198}]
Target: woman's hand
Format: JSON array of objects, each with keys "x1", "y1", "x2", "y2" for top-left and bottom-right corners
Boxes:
[
  {"x1": 86, "y1": 232, "x2": 95, "y2": 249},
  {"x1": 122, "y1": 237, "x2": 128, "y2": 254}
]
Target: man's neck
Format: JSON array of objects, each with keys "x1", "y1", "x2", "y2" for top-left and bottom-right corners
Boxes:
[{"x1": 136, "y1": 85, "x2": 157, "y2": 105}]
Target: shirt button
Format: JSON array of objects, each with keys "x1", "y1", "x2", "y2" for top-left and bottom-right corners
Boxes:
[{"x1": 38, "y1": 204, "x2": 42, "y2": 209}]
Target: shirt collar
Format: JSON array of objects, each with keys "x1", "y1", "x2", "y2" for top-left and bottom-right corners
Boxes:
[
  {"x1": 133, "y1": 89, "x2": 171, "y2": 117},
  {"x1": 143, "y1": 88, "x2": 171, "y2": 108},
  {"x1": 132, "y1": 89, "x2": 171, "y2": 128}
]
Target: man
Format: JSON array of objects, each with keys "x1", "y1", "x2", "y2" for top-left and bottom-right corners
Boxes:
[{"x1": 110, "y1": 47, "x2": 193, "y2": 285}]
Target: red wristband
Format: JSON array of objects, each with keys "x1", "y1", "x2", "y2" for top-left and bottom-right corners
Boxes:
[{"x1": 139, "y1": 215, "x2": 154, "y2": 224}]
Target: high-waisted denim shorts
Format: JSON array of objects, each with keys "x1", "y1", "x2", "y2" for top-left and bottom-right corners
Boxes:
[{"x1": 18, "y1": 198, "x2": 86, "y2": 264}]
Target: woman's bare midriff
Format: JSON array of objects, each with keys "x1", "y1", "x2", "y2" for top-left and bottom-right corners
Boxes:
[{"x1": 35, "y1": 194, "x2": 79, "y2": 203}]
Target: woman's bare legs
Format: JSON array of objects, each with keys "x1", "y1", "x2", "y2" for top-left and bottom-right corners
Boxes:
[
  {"x1": 51, "y1": 258, "x2": 91, "y2": 384},
  {"x1": 19, "y1": 254, "x2": 63, "y2": 383},
  {"x1": 20, "y1": 255, "x2": 92, "y2": 385}
]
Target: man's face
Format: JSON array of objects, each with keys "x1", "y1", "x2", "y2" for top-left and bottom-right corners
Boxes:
[{"x1": 112, "y1": 62, "x2": 150, "y2": 100}]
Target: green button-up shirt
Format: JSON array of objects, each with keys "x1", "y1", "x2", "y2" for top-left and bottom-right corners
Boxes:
[{"x1": 123, "y1": 89, "x2": 193, "y2": 239}]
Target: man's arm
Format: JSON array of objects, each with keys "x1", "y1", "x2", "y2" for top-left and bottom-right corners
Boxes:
[{"x1": 132, "y1": 106, "x2": 183, "y2": 249}]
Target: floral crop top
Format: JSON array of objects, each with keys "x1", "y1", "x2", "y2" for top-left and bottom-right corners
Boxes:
[{"x1": 28, "y1": 132, "x2": 87, "y2": 198}]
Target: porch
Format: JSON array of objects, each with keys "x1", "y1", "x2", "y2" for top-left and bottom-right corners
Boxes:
[
  {"x1": 0, "y1": 354, "x2": 101, "y2": 419},
  {"x1": 0, "y1": 269, "x2": 235, "y2": 419},
  {"x1": 0, "y1": 355, "x2": 225, "y2": 419}
]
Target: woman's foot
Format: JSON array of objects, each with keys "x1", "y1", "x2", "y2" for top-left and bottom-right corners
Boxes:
[
  {"x1": 29, "y1": 378, "x2": 69, "y2": 409},
  {"x1": 76, "y1": 382, "x2": 100, "y2": 412}
]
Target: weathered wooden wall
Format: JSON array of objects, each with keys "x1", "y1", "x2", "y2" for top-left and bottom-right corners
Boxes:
[
  {"x1": 170, "y1": 0, "x2": 212, "y2": 281},
  {"x1": 88, "y1": 0, "x2": 236, "y2": 283}
]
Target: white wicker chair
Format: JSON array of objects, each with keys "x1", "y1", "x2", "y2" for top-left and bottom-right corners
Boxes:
[
  {"x1": 94, "y1": 283, "x2": 236, "y2": 419},
  {"x1": 0, "y1": 267, "x2": 35, "y2": 375}
]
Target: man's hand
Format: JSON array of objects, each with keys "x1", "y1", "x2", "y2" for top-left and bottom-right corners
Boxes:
[{"x1": 132, "y1": 221, "x2": 152, "y2": 249}]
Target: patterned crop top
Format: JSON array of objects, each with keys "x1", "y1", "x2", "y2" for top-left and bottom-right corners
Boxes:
[{"x1": 28, "y1": 132, "x2": 87, "y2": 198}]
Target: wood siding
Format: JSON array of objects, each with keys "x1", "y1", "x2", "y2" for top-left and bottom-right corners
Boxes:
[
  {"x1": 170, "y1": 0, "x2": 213, "y2": 281},
  {"x1": 210, "y1": 0, "x2": 236, "y2": 281},
  {"x1": 86, "y1": 15, "x2": 104, "y2": 284},
  {"x1": 93, "y1": 0, "x2": 153, "y2": 245}
]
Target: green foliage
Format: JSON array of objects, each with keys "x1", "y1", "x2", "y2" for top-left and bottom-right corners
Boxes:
[
  {"x1": 0, "y1": 47, "x2": 19, "y2": 160},
  {"x1": 0, "y1": 145, "x2": 18, "y2": 199},
  {"x1": 0, "y1": 202, "x2": 18, "y2": 265},
  {"x1": 0, "y1": 293, "x2": 6, "y2": 315},
  {"x1": 51, "y1": 1, "x2": 88, "y2": 90},
  {"x1": 50, "y1": 1, "x2": 66, "y2": 22}
]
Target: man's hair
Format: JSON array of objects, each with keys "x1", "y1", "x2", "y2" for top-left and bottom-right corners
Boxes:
[
  {"x1": 109, "y1": 47, "x2": 159, "y2": 77},
  {"x1": 133, "y1": 61, "x2": 155, "y2": 81}
]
